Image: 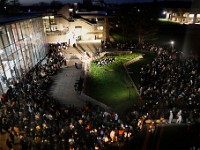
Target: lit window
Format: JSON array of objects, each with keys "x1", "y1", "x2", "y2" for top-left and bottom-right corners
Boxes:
[
  {"x1": 97, "y1": 26, "x2": 103, "y2": 30},
  {"x1": 98, "y1": 34, "x2": 103, "y2": 38},
  {"x1": 42, "y1": 16, "x2": 49, "y2": 19},
  {"x1": 50, "y1": 16, "x2": 54, "y2": 19},
  {"x1": 189, "y1": 14, "x2": 194, "y2": 18},
  {"x1": 183, "y1": 13, "x2": 189, "y2": 17}
]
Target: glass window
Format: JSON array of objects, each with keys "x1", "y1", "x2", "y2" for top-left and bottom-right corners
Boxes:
[
  {"x1": 17, "y1": 49, "x2": 23, "y2": 60},
  {"x1": 189, "y1": 14, "x2": 194, "y2": 18},
  {"x1": 2, "y1": 61, "x2": 12, "y2": 81},
  {"x1": 0, "y1": 73, "x2": 7, "y2": 93},
  {"x1": 11, "y1": 24, "x2": 18, "y2": 42},
  {"x1": 16, "y1": 23, "x2": 22, "y2": 40},
  {"x1": 6, "y1": 25, "x2": 15, "y2": 44},
  {"x1": 23, "y1": 21, "x2": 29, "y2": 38},
  {"x1": 13, "y1": 51, "x2": 19, "y2": 64},
  {"x1": 0, "y1": 48, "x2": 7, "y2": 61},
  {"x1": 5, "y1": 47, "x2": 12, "y2": 57},
  {"x1": 50, "y1": 16, "x2": 55, "y2": 24},
  {"x1": 1, "y1": 27, "x2": 9, "y2": 46},
  {"x1": 23, "y1": 46, "x2": 32, "y2": 70},
  {"x1": 14, "y1": 62, "x2": 21, "y2": 78},
  {"x1": 0, "y1": 31, "x2": 3, "y2": 49},
  {"x1": 20, "y1": 22, "x2": 25, "y2": 39}
]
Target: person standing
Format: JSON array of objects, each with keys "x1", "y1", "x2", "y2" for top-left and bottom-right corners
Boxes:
[
  {"x1": 168, "y1": 110, "x2": 173, "y2": 124},
  {"x1": 0, "y1": 128, "x2": 13, "y2": 150},
  {"x1": 176, "y1": 110, "x2": 182, "y2": 124}
]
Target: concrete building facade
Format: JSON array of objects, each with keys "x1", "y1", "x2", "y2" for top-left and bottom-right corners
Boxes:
[
  {"x1": 0, "y1": 4, "x2": 110, "y2": 94},
  {"x1": 43, "y1": 5, "x2": 110, "y2": 45},
  {"x1": 165, "y1": 8, "x2": 200, "y2": 24}
]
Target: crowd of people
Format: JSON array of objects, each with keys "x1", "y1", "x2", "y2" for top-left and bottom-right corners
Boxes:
[
  {"x1": 93, "y1": 57, "x2": 116, "y2": 66},
  {"x1": 0, "y1": 43, "x2": 144, "y2": 150},
  {"x1": 103, "y1": 40, "x2": 200, "y2": 125},
  {"x1": 138, "y1": 44, "x2": 200, "y2": 124},
  {"x1": 0, "y1": 40, "x2": 200, "y2": 150}
]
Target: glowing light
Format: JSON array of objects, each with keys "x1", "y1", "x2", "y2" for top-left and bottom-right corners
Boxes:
[{"x1": 163, "y1": 11, "x2": 167, "y2": 15}]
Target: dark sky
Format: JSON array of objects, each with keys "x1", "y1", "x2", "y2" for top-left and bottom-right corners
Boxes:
[
  {"x1": 19, "y1": 0, "x2": 192, "y2": 5},
  {"x1": 19, "y1": 0, "x2": 156, "y2": 5}
]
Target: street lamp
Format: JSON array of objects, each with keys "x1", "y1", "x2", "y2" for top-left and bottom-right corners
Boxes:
[
  {"x1": 69, "y1": 8, "x2": 73, "y2": 19},
  {"x1": 162, "y1": 11, "x2": 167, "y2": 15},
  {"x1": 170, "y1": 41, "x2": 174, "y2": 51},
  {"x1": 162, "y1": 10, "x2": 167, "y2": 18}
]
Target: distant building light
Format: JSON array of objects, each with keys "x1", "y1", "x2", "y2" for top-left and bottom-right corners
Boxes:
[
  {"x1": 189, "y1": 14, "x2": 194, "y2": 18},
  {"x1": 97, "y1": 26, "x2": 103, "y2": 30},
  {"x1": 163, "y1": 11, "x2": 167, "y2": 15},
  {"x1": 69, "y1": 8, "x2": 73, "y2": 12}
]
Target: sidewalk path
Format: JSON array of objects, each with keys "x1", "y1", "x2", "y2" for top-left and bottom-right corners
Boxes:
[{"x1": 49, "y1": 41, "x2": 111, "y2": 111}]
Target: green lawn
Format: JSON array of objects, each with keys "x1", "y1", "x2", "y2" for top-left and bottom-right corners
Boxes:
[{"x1": 85, "y1": 53, "x2": 142, "y2": 113}]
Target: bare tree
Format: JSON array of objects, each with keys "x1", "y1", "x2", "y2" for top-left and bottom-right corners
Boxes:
[
  {"x1": 8, "y1": 0, "x2": 21, "y2": 14},
  {"x1": 0, "y1": 0, "x2": 8, "y2": 14},
  {"x1": 110, "y1": 3, "x2": 159, "y2": 44}
]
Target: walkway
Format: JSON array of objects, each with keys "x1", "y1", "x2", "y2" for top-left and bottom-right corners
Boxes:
[{"x1": 48, "y1": 41, "x2": 111, "y2": 111}]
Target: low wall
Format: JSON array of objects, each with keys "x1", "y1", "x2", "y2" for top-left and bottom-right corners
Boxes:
[
  {"x1": 104, "y1": 51, "x2": 132, "y2": 56},
  {"x1": 123, "y1": 55, "x2": 143, "y2": 95}
]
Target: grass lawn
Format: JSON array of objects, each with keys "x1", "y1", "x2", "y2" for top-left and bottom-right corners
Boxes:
[{"x1": 85, "y1": 53, "x2": 142, "y2": 113}]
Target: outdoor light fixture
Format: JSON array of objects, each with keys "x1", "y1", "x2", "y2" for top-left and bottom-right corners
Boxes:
[
  {"x1": 170, "y1": 41, "x2": 174, "y2": 51},
  {"x1": 69, "y1": 8, "x2": 73, "y2": 12},
  {"x1": 163, "y1": 11, "x2": 167, "y2": 15}
]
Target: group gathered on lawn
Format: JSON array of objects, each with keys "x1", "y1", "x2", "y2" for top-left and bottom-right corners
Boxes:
[{"x1": 0, "y1": 41, "x2": 200, "y2": 150}]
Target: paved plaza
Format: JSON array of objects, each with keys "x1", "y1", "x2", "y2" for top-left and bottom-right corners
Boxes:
[{"x1": 49, "y1": 41, "x2": 111, "y2": 110}]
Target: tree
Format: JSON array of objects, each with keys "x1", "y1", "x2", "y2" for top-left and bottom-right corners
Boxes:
[
  {"x1": 110, "y1": 3, "x2": 159, "y2": 44},
  {"x1": 0, "y1": 0, "x2": 8, "y2": 15},
  {"x1": 9, "y1": 0, "x2": 20, "y2": 6},
  {"x1": 8, "y1": 0, "x2": 21, "y2": 14}
]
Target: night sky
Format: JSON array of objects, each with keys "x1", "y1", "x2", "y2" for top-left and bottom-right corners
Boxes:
[{"x1": 18, "y1": 0, "x2": 160, "y2": 5}]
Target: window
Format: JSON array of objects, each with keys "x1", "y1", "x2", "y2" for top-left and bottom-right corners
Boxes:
[
  {"x1": 6, "y1": 25, "x2": 14, "y2": 44},
  {"x1": 189, "y1": 14, "x2": 194, "y2": 18},
  {"x1": 50, "y1": 16, "x2": 55, "y2": 25},
  {"x1": 97, "y1": 26, "x2": 103, "y2": 30},
  {"x1": 1, "y1": 27, "x2": 9, "y2": 46}
]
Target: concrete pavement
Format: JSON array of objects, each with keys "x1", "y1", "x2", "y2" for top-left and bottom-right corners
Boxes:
[{"x1": 48, "y1": 41, "x2": 111, "y2": 111}]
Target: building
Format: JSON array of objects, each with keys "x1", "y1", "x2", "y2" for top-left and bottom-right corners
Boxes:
[
  {"x1": 0, "y1": 15, "x2": 47, "y2": 94},
  {"x1": 0, "y1": 4, "x2": 110, "y2": 94},
  {"x1": 43, "y1": 4, "x2": 110, "y2": 45},
  {"x1": 164, "y1": 8, "x2": 200, "y2": 24}
]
